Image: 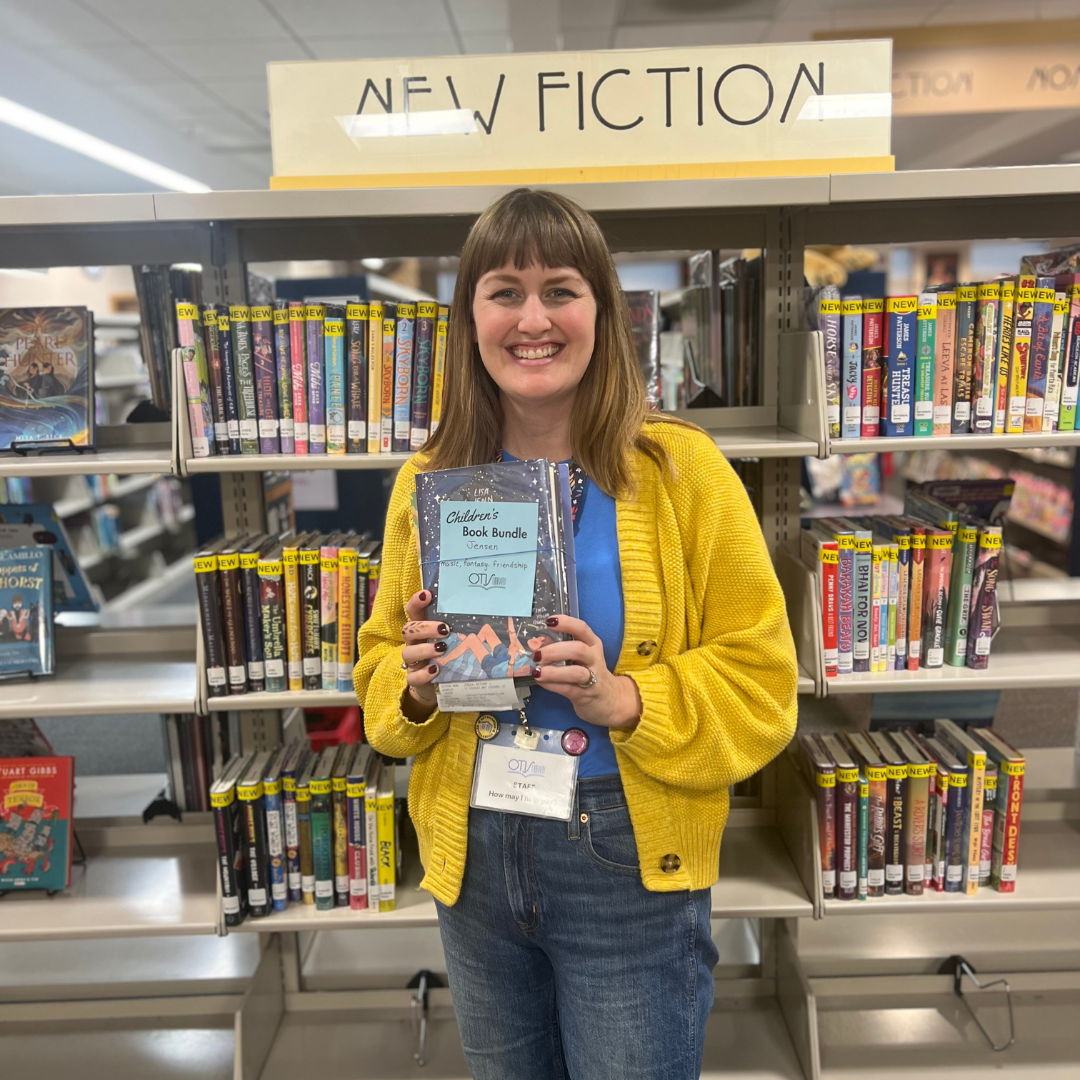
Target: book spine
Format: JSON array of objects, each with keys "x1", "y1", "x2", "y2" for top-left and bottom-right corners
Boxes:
[
  {"x1": 311, "y1": 778, "x2": 334, "y2": 911},
  {"x1": 347, "y1": 778, "x2": 368, "y2": 910},
  {"x1": 886, "y1": 544, "x2": 898, "y2": 669},
  {"x1": 852, "y1": 536, "x2": 872, "y2": 672},
  {"x1": 966, "y1": 527, "x2": 1002, "y2": 669},
  {"x1": 430, "y1": 306, "x2": 449, "y2": 433},
  {"x1": 258, "y1": 556, "x2": 287, "y2": 692},
  {"x1": 1007, "y1": 274, "x2": 1036, "y2": 432},
  {"x1": 1043, "y1": 291, "x2": 1067, "y2": 431},
  {"x1": 230, "y1": 305, "x2": 260, "y2": 454},
  {"x1": 263, "y1": 776, "x2": 287, "y2": 912},
  {"x1": 283, "y1": 547, "x2": 304, "y2": 691},
  {"x1": 201, "y1": 306, "x2": 230, "y2": 453},
  {"x1": 904, "y1": 759, "x2": 931, "y2": 895},
  {"x1": 211, "y1": 787, "x2": 245, "y2": 926},
  {"x1": 870, "y1": 544, "x2": 883, "y2": 673},
  {"x1": 300, "y1": 548, "x2": 322, "y2": 690},
  {"x1": 250, "y1": 307, "x2": 280, "y2": 453},
  {"x1": 883, "y1": 296, "x2": 916, "y2": 437},
  {"x1": 993, "y1": 278, "x2": 1016, "y2": 433},
  {"x1": 194, "y1": 552, "x2": 227, "y2": 698},
  {"x1": 964, "y1": 750, "x2": 986, "y2": 895},
  {"x1": 837, "y1": 763, "x2": 859, "y2": 901},
  {"x1": 995, "y1": 758, "x2": 1024, "y2": 892},
  {"x1": 840, "y1": 296, "x2": 863, "y2": 440},
  {"x1": 1061, "y1": 287, "x2": 1080, "y2": 431},
  {"x1": 333, "y1": 777, "x2": 350, "y2": 907},
  {"x1": 920, "y1": 532, "x2": 953, "y2": 669},
  {"x1": 216, "y1": 308, "x2": 242, "y2": 454},
  {"x1": 411, "y1": 301, "x2": 437, "y2": 449},
  {"x1": 239, "y1": 786, "x2": 270, "y2": 917},
  {"x1": 393, "y1": 303, "x2": 416, "y2": 452},
  {"x1": 367, "y1": 556, "x2": 381, "y2": 621},
  {"x1": 952, "y1": 285, "x2": 977, "y2": 433},
  {"x1": 297, "y1": 784, "x2": 314, "y2": 905},
  {"x1": 907, "y1": 529, "x2": 925, "y2": 670},
  {"x1": 337, "y1": 547, "x2": 358, "y2": 692},
  {"x1": 289, "y1": 302, "x2": 309, "y2": 453},
  {"x1": 857, "y1": 773, "x2": 868, "y2": 900},
  {"x1": 283, "y1": 773, "x2": 301, "y2": 903},
  {"x1": 239, "y1": 550, "x2": 265, "y2": 692},
  {"x1": 306, "y1": 304, "x2": 327, "y2": 453},
  {"x1": 885, "y1": 760, "x2": 906, "y2": 895},
  {"x1": 894, "y1": 533, "x2": 910, "y2": 669},
  {"x1": 820, "y1": 543, "x2": 838, "y2": 678},
  {"x1": 931, "y1": 291, "x2": 956, "y2": 435},
  {"x1": 377, "y1": 775, "x2": 396, "y2": 912},
  {"x1": 814, "y1": 763, "x2": 836, "y2": 900},
  {"x1": 1024, "y1": 277, "x2": 1056, "y2": 431},
  {"x1": 836, "y1": 536, "x2": 854, "y2": 675},
  {"x1": 217, "y1": 552, "x2": 247, "y2": 695},
  {"x1": 971, "y1": 283, "x2": 999, "y2": 432},
  {"x1": 979, "y1": 769, "x2": 997, "y2": 885},
  {"x1": 272, "y1": 302, "x2": 295, "y2": 453},
  {"x1": 945, "y1": 524, "x2": 978, "y2": 667},
  {"x1": 381, "y1": 310, "x2": 395, "y2": 453},
  {"x1": 177, "y1": 304, "x2": 213, "y2": 458},
  {"x1": 820, "y1": 288, "x2": 842, "y2": 438},
  {"x1": 866, "y1": 765, "x2": 887, "y2": 897},
  {"x1": 944, "y1": 765, "x2": 967, "y2": 892},
  {"x1": 346, "y1": 302, "x2": 369, "y2": 453},
  {"x1": 324, "y1": 308, "x2": 347, "y2": 454},
  {"x1": 366, "y1": 301, "x2": 383, "y2": 453},
  {"x1": 914, "y1": 293, "x2": 936, "y2": 437},
  {"x1": 320, "y1": 547, "x2": 339, "y2": 690},
  {"x1": 929, "y1": 763, "x2": 947, "y2": 891}
]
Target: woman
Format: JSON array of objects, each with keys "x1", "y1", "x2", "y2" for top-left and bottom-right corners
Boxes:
[{"x1": 354, "y1": 188, "x2": 797, "y2": 1080}]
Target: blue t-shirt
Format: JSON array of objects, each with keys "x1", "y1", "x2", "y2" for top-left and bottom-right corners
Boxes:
[{"x1": 493, "y1": 458, "x2": 623, "y2": 778}]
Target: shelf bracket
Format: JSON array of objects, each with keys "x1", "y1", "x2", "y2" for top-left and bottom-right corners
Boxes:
[
  {"x1": 408, "y1": 969, "x2": 445, "y2": 1067},
  {"x1": 943, "y1": 955, "x2": 1016, "y2": 1053}
]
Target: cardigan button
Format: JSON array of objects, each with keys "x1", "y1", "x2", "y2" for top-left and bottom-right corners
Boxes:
[
  {"x1": 660, "y1": 853, "x2": 681, "y2": 873},
  {"x1": 637, "y1": 640, "x2": 657, "y2": 657}
]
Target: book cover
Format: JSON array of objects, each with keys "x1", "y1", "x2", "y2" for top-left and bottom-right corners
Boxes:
[
  {"x1": 297, "y1": 753, "x2": 315, "y2": 905},
  {"x1": 1007, "y1": 274, "x2": 1036, "y2": 432},
  {"x1": 966, "y1": 526, "x2": 1002, "y2": 669},
  {"x1": 0, "y1": 546, "x2": 52, "y2": 678},
  {"x1": 430, "y1": 306, "x2": 449, "y2": 434},
  {"x1": 923, "y1": 736, "x2": 965, "y2": 891},
  {"x1": 883, "y1": 296, "x2": 916, "y2": 437},
  {"x1": 332, "y1": 744, "x2": 354, "y2": 908},
  {"x1": 625, "y1": 289, "x2": 662, "y2": 407},
  {"x1": 980, "y1": 762, "x2": 997, "y2": 885},
  {"x1": 993, "y1": 277, "x2": 1016, "y2": 433},
  {"x1": 324, "y1": 304, "x2": 347, "y2": 455},
  {"x1": 237, "y1": 750, "x2": 272, "y2": 918},
  {"x1": 250, "y1": 306, "x2": 280, "y2": 454},
  {"x1": 194, "y1": 541, "x2": 227, "y2": 698},
  {"x1": 337, "y1": 541, "x2": 358, "y2": 693},
  {"x1": 870, "y1": 541, "x2": 884, "y2": 672},
  {"x1": 346, "y1": 302, "x2": 369, "y2": 453},
  {"x1": 272, "y1": 301, "x2": 295, "y2": 454},
  {"x1": 917, "y1": 478, "x2": 1014, "y2": 528},
  {"x1": 201, "y1": 305, "x2": 230, "y2": 454},
  {"x1": 229, "y1": 305, "x2": 260, "y2": 454},
  {"x1": 365, "y1": 756, "x2": 381, "y2": 906},
  {"x1": 300, "y1": 533, "x2": 323, "y2": 690},
  {"x1": 257, "y1": 544, "x2": 287, "y2": 693},
  {"x1": 920, "y1": 529, "x2": 953, "y2": 669},
  {"x1": 311, "y1": 747, "x2": 336, "y2": 911},
  {"x1": 1024, "y1": 277, "x2": 1056, "y2": 432},
  {"x1": 851, "y1": 527, "x2": 872, "y2": 672},
  {"x1": 210, "y1": 753, "x2": 250, "y2": 925},
  {"x1": 289, "y1": 301, "x2": 308, "y2": 454},
  {"x1": 393, "y1": 302, "x2": 416, "y2": 453},
  {"x1": 0, "y1": 307, "x2": 94, "y2": 452},
  {"x1": 281, "y1": 742, "x2": 308, "y2": 903},
  {"x1": 176, "y1": 306, "x2": 215, "y2": 459},
  {"x1": 0, "y1": 506, "x2": 94, "y2": 615},
  {"x1": 932, "y1": 290, "x2": 956, "y2": 435},
  {"x1": 821, "y1": 734, "x2": 858, "y2": 901},
  {"x1": 377, "y1": 760, "x2": 397, "y2": 912},
  {"x1": 952, "y1": 284, "x2": 978, "y2": 433},
  {"x1": 320, "y1": 532, "x2": 344, "y2": 691},
  {"x1": 410, "y1": 301, "x2": 437, "y2": 449},
  {"x1": 216, "y1": 538, "x2": 247, "y2": 695},
  {"x1": 282, "y1": 533, "x2": 306, "y2": 692},
  {"x1": 869, "y1": 731, "x2": 906, "y2": 896},
  {"x1": 891, "y1": 729, "x2": 931, "y2": 896},
  {"x1": 914, "y1": 293, "x2": 936, "y2": 437},
  {"x1": 347, "y1": 745, "x2": 373, "y2": 910},
  {"x1": 840, "y1": 296, "x2": 863, "y2": 440},
  {"x1": 857, "y1": 772, "x2": 869, "y2": 900},
  {"x1": 800, "y1": 734, "x2": 835, "y2": 900},
  {"x1": 859, "y1": 298, "x2": 884, "y2": 437},
  {"x1": 262, "y1": 747, "x2": 288, "y2": 912},
  {"x1": 1043, "y1": 291, "x2": 1067, "y2": 431},
  {"x1": 971, "y1": 283, "x2": 999, "y2": 433},
  {"x1": 366, "y1": 300, "x2": 383, "y2": 454},
  {"x1": 846, "y1": 734, "x2": 887, "y2": 898},
  {"x1": 819, "y1": 287, "x2": 841, "y2": 438},
  {"x1": 830, "y1": 525, "x2": 855, "y2": 675},
  {"x1": 306, "y1": 303, "x2": 327, "y2": 454},
  {"x1": 912, "y1": 732, "x2": 947, "y2": 891},
  {"x1": 970, "y1": 727, "x2": 1024, "y2": 892},
  {"x1": 886, "y1": 542, "x2": 898, "y2": 670},
  {"x1": 239, "y1": 535, "x2": 267, "y2": 693},
  {"x1": 0, "y1": 755, "x2": 74, "y2": 891},
  {"x1": 944, "y1": 524, "x2": 978, "y2": 668},
  {"x1": 935, "y1": 719, "x2": 987, "y2": 895},
  {"x1": 1061, "y1": 285, "x2": 1080, "y2": 431},
  {"x1": 882, "y1": 519, "x2": 911, "y2": 670},
  {"x1": 215, "y1": 307, "x2": 242, "y2": 454},
  {"x1": 381, "y1": 304, "x2": 396, "y2": 454}
]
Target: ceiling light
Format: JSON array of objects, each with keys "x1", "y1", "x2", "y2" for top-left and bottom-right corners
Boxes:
[{"x1": 0, "y1": 96, "x2": 211, "y2": 193}]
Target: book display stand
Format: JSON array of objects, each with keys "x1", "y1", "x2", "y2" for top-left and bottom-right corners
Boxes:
[{"x1": 1, "y1": 167, "x2": 1079, "y2": 1078}]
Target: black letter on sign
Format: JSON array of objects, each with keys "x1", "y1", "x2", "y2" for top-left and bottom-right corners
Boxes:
[
  {"x1": 403, "y1": 76, "x2": 431, "y2": 112},
  {"x1": 357, "y1": 78, "x2": 392, "y2": 114},
  {"x1": 592, "y1": 69, "x2": 643, "y2": 130},
  {"x1": 646, "y1": 67, "x2": 690, "y2": 128},
  {"x1": 538, "y1": 72, "x2": 570, "y2": 132},
  {"x1": 780, "y1": 62, "x2": 824, "y2": 123},
  {"x1": 714, "y1": 64, "x2": 773, "y2": 126},
  {"x1": 446, "y1": 74, "x2": 506, "y2": 134}
]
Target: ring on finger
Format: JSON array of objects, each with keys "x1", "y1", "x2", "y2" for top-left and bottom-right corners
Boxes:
[{"x1": 580, "y1": 667, "x2": 597, "y2": 689}]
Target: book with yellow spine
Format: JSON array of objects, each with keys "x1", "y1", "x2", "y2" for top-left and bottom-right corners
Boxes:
[
  {"x1": 282, "y1": 533, "x2": 306, "y2": 691},
  {"x1": 1007, "y1": 274, "x2": 1036, "y2": 432},
  {"x1": 366, "y1": 300, "x2": 383, "y2": 454},
  {"x1": 337, "y1": 541, "x2": 358, "y2": 693},
  {"x1": 430, "y1": 305, "x2": 449, "y2": 433},
  {"x1": 993, "y1": 277, "x2": 1016, "y2": 433},
  {"x1": 377, "y1": 761, "x2": 397, "y2": 912}
]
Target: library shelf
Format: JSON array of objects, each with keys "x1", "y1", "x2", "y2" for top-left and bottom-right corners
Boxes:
[
  {"x1": 54, "y1": 474, "x2": 157, "y2": 519},
  {"x1": 205, "y1": 688, "x2": 355, "y2": 712},
  {"x1": 0, "y1": 445, "x2": 173, "y2": 479},
  {"x1": 185, "y1": 451, "x2": 414, "y2": 475},
  {"x1": 830, "y1": 429, "x2": 1080, "y2": 456}
]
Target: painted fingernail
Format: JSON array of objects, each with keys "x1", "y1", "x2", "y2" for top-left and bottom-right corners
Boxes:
[
  {"x1": 532, "y1": 667, "x2": 541, "y2": 678},
  {"x1": 434, "y1": 641, "x2": 447, "y2": 653},
  {"x1": 546, "y1": 617, "x2": 559, "y2": 627},
  {"x1": 428, "y1": 664, "x2": 438, "y2": 674},
  {"x1": 437, "y1": 623, "x2": 450, "y2": 637},
  {"x1": 533, "y1": 649, "x2": 542, "y2": 661}
]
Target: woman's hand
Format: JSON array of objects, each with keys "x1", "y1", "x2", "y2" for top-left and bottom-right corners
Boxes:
[
  {"x1": 400, "y1": 590, "x2": 449, "y2": 720},
  {"x1": 532, "y1": 615, "x2": 641, "y2": 730}
]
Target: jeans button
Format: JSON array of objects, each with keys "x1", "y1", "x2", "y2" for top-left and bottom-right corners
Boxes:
[
  {"x1": 660, "y1": 853, "x2": 681, "y2": 873},
  {"x1": 637, "y1": 640, "x2": 656, "y2": 657},
  {"x1": 580, "y1": 813, "x2": 589, "y2": 823}
]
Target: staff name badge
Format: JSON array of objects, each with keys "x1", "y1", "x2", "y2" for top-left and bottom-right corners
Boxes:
[{"x1": 471, "y1": 724, "x2": 578, "y2": 821}]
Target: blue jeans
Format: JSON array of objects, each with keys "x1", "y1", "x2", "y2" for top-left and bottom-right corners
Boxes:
[{"x1": 435, "y1": 775, "x2": 718, "y2": 1079}]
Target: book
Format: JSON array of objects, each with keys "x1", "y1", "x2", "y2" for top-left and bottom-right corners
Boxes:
[
  {"x1": 215, "y1": 306, "x2": 242, "y2": 454},
  {"x1": 366, "y1": 300, "x2": 383, "y2": 454},
  {"x1": 282, "y1": 533, "x2": 306, "y2": 691},
  {"x1": 296, "y1": 752, "x2": 316, "y2": 905},
  {"x1": 337, "y1": 540, "x2": 359, "y2": 693},
  {"x1": 1042, "y1": 290, "x2": 1067, "y2": 431},
  {"x1": 410, "y1": 301, "x2": 437, "y2": 449},
  {"x1": 944, "y1": 524, "x2": 978, "y2": 668},
  {"x1": 346, "y1": 302, "x2": 368, "y2": 453},
  {"x1": 851, "y1": 525, "x2": 872, "y2": 672},
  {"x1": 262, "y1": 746, "x2": 288, "y2": 912},
  {"x1": 176, "y1": 308, "x2": 214, "y2": 459},
  {"x1": 800, "y1": 734, "x2": 836, "y2": 900},
  {"x1": 916, "y1": 479, "x2": 1013, "y2": 527},
  {"x1": 237, "y1": 750, "x2": 273, "y2": 918},
  {"x1": 890, "y1": 730, "x2": 931, "y2": 896},
  {"x1": 377, "y1": 760, "x2": 397, "y2": 912},
  {"x1": 970, "y1": 283, "x2": 999, "y2": 433},
  {"x1": 310, "y1": 747, "x2": 336, "y2": 911},
  {"x1": 870, "y1": 541, "x2": 884, "y2": 672},
  {"x1": 869, "y1": 731, "x2": 906, "y2": 896},
  {"x1": 324, "y1": 304, "x2": 347, "y2": 455},
  {"x1": 239, "y1": 535, "x2": 268, "y2": 692},
  {"x1": 821, "y1": 734, "x2": 858, "y2": 901},
  {"x1": 367, "y1": 547, "x2": 382, "y2": 617},
  {"x1": 210, "y1": 752, "x2": 251, "y2": 925},
  {"x1": 347, "y1": 744, "x2": 373, "y2": 910},
  {"x1": 799, "y1": 528, "x2": 838, "y2": 678},
  {"x1": 970, "y1": 728, "x2": 1024, "y2": 892},
  {"x1": 932, "y1": 290, "x2": 956, "y2": 435},
  {"x1": 860, "y1": 298, "x2": 884, "y2": 437},
  {"x1": 1023, "y1": 277, "x2": 1056, "y2": 432},
  {"x1": 272, "y1": 301, "x2": 295, "y2": 454},
  {"x1": 1061, "y1": 285, "x2": 1080, "y2": 431},
  {"x1": 819, "y1": 522, "x2": 855, "y2": 675},
  {"x1": 934, "y1": 719, "x2": 986, "y2": 896},
  {"x1": 217, "y1": 536, "x2": 248, "y2": 696},
  {"x1": 257, "y1": 543, "x2": 287, "y2": 693},
  {"x1": 380, "y1": 304, "x2": 396, "y2": 454},
  {"x1": 0, "y1": 307, "x2": 94, "y2": 452},
  {"x1": 306, "y1": 303, "x2": 327, "y2": 454},
  {"x1": 229, "y1": 305, "x2": 260, "y2": 454},
  {"x1": 840, "y1": 296, "x2": 863, "y2": 440},
  {"x1": 882, "y1": 518, "x2": 911, "y2": 670},
  {"x1": 625, "y1": 290, "x2": 662, "y2": 407},
  {"x1": 393, "y1": 302, "x2": 416, "y2": 453},
  {"x1": 885, "y1": 541, "x2": 898, "y2": 670},
  {"x1": 993, "y1": 277, "x2": 1016, "y2": 434},
  {"x1": 289, "y1": 301, "x2": 308, "y2": 454},
  {"x1": 979, "y1": 762, "x2": 997, "y2": 886},
  {"x1": 281, "y1": 741, "x2": 309, "y2": 903},
  {"x1": 921, "y1": 736, "x2": 965, "y2": 892},
  {"x1": 0, "y1": 545, "x2": 53, "y2": 678},
  {"x1": 0, "y1": 754, "x2": 74, "y2": 892},
  {"x1": 201, "y1": 305, "x2": 230, "y2": 454},
  {"x1": 966, "y1": 527, "x2": 1002, "y2": 669},
  {"x1": 819, "y1": 287, "x2": 841, "y2": 438},
  {"x1": 857, "y1": 772, "x2": 869, "y2": 900},
  {"x1": 883, "y1": 296, "x2": 916, "y2": 437},
  {"x1": 250, "y1": 305, "x2": 280, "y2": 454},
  {"x1": 847, "y1": 732, "x2": 887, "y2": 897},
  {"x1": 430, "y1": 306, "x2": 449, "y2": 433},
  {"x1": 355, "y1": 539, "x2": 379, "y2": 627},
  {"x1": 1007, "y1": 274, "x2": 1036, "y2": 433},
  {"x1": 300, "y1": 533, "x2": 323, "y2": 690},
  {"x1": 332, "y1": 743, "x2": 354, "y2": 908},
  {"x1": 914, "y1": 293, "x2": 936, "y2": 437},
  {"x1": 365, "y1": 755, "x2": 381, "y2": 906},
  {"x1": 920, "y1": 529, "x2": 953, "y2": 669},
  {"x1": 320, "y1": 532, "x2": 345, "y2": 691},
  {"x1": 952, "y1": 284, "x2": 978, "y2": 433},
  {"x1": 194, "y1": 540, "x2": 228, "y2": 698}
]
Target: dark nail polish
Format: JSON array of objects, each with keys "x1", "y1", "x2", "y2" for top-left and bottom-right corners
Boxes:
[
  {"x1": 419, "y1": 591, "x2": 429, "y2": 602},
  {"x1": 437, "y1": 623, "x2": 450, "y2": 637},
  {"x1": 533, "y1": 649, "x2": 542, "y2": 661},
  {"x1": 546, "y1": 617, "x2": 559, "y2": 627},
  {"x1": 532, "y1": 667, "x2": 541, "y2": 678},
  {"x1": 434, "y1": 641, "x2": 447, "y2": 653},
  {"x1": 428, "y1": 664, "x2": 439, "y2": 674}
]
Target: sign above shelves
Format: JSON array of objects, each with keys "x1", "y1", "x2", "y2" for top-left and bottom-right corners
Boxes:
[{"x1": 268, "y1": 41, "x2": 894, "y2": 189}]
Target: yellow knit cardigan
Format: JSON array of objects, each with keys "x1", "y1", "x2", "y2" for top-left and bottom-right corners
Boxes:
[{"x1": 353, "y1": 421, "x2": 798, "y2": 904}]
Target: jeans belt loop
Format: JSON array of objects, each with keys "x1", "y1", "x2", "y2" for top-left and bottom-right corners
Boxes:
[{"x1": 567, "y1": 780, "x2": 581, "y2": 841}]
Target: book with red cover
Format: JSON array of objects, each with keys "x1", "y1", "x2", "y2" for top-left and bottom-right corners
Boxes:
[{"x1": 0, "y1": 756, "x2": 75, "y2": 891}]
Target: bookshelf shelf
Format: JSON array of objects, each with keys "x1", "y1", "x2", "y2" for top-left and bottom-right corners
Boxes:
[
  {"x1": 830, "y1": 429, "x2": 1080, "y2": 456},
  {"x1": 186, "y1": 452, "x2": 414, "y2": 475},
  {"x1": 0, "y1": 446, "x2": 173, "y2": 479},
  {"x1": 205, "y1": 688, "x2": 355, "y2": 712}
]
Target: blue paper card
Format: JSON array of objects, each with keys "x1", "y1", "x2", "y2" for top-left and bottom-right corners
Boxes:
[{"x1": 437, "y1": 500, "x2": 539, "y2": 617}]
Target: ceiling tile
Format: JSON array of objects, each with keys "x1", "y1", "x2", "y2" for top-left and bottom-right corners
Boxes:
[
  {"x1": 447, "y1": 0, "x2": 509, "y2": 33},
  {"x1": 460, "y1": 31, "x2": 508, "y2": 54},
  {"x1": 615, "y1": 20, "x2": 771, "y2": 49},
  {"x1": 270, "y1": 0, "x2": 451, "y2": 38},
  {"x1": 305, "y1": 34, "x2": 463, "y2": 60},
  {"x1": 198, "y1": 79, "x2": 273, "y2": 117},
  {"x1": 156, "y1": 40, "x2": 308, "y2": 81},
  {"x1": 0, "y1": 0, "x2": 128, "y2": 48},
  {"x1": 79, "y1": 0, "x2": 281, "y2": 44},
  {"x1": 562, "y1": 29, "x2": 615, "y2": 50},
  {"x1": 38, "y1": 43, "x2": 179, "y2": 86},
  {"x1": 559, "y1": 0, "x2": 620, "y2": 33}
]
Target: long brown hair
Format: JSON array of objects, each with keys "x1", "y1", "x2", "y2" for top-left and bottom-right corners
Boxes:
[{"x1": 423, "y1": 187, "x2": 667, "y2": 496}]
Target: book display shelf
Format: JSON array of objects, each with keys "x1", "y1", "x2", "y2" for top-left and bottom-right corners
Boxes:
[{"x1": 2, "y1": 165, "x2": 1080, "y2": 1079}]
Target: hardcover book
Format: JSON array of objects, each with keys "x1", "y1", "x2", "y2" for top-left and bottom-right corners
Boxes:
[
  {"x1": 410, "y1": 301, "x2": 436, "y2": 448},
  {"x1": 201, "y1": 306, "x2": 231, "y2": 454},
  {"x1": 324, "y1": 304, "x2": 346, "y2": 454},
  {"x1": 346, "y1": 302, "x2": 369, "y2": 453},
  {"x1": 228, "y1": 305, "x2": 260, "y2": 454},
  {"x1": 211, "y1": 753, "x2": 250, "y2": 925},
  {"x1": 0, "y1": 545, "x2": 53, "y2": 677},
  {"x1": 250, "y1": 305, "x2": 280, "y2": 454},
  {"x1": 0, "y1": 755, "x2": 74, "y2": 891},
  {"x1": 215, "y1": 306, "x2": 242, "y2": 454},
  {"x1": 272, "y1": 301, "x2": 295, "y2": 453}
]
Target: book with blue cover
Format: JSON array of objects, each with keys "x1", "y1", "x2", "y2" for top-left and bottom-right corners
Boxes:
[
  {"x1": 0, "y1": 545, "x2": 53, "y2": 677},
  {"x1": 883, "y1": 296, "x2": 916, "y2": 437},
  {"x1": 0, "y1": 504, "x2": 95, "y2": 613}
]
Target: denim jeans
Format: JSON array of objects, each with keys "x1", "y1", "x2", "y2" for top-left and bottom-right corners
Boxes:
[{"x1": 435, "y1": 775, "x2": 718, "y2": 1080}]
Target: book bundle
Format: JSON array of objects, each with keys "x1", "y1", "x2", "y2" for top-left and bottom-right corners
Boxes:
[
  {"x1": 816, "y1": 275, "x2": 1080, "y2": 441},
  {"x1": 195, "y1": 531, "x2": 381, "y2": 699},
  {"x1": 801, "y1": 479, "x2": 1011, "y2": 679},
  {"x1": 177, "y1": 298, "x2": 449, "y2": 459},
  {"x1": 212, "y1": 741, "x2": 398, "y2": 925},
  {"x1": 0, "y1": 754, "x2": 75, "y2": 892},
  {"x1": 800, "y1": 720, "x2": 1025, "y2": 901}
]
